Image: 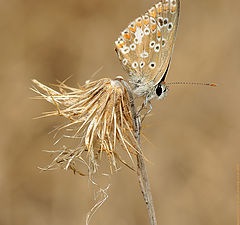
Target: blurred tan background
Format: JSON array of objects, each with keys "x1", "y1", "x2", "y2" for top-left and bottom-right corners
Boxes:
[{"x1": 1, "y1": 0, "x2": 239, "y2": 224}]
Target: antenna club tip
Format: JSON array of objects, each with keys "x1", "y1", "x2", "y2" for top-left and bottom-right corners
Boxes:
[{"x1": 210, "y1": 83, "x2": 217, "y2": 87}]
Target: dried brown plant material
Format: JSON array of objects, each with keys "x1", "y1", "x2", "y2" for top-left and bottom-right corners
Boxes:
[{"x1": 32, "y1": 78, "x2": 139, "y2": 174}]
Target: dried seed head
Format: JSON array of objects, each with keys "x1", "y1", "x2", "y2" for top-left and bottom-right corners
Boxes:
[{"x1": 32, "y1": 78, "x2": 138, "y2": 174}]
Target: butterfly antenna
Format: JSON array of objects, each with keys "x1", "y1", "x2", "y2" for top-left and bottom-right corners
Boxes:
[{"x1": 165, "y1": 81, "x2": 217, "y2": 87}]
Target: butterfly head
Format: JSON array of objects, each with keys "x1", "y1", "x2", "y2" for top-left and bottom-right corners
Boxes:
[
  {"x1": 144, "y1": 80, "x2": 168, "y2": 101},
  {"x1": 155, "y1": 81, "x2": 168, "y2": 100}
]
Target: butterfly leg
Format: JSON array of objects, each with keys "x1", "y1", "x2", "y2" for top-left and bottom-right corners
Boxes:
[
  {"x1": 147, "y1": 101, "x2": 152, "y2": 114},
  {"x1": 137, "y1": 98, "x2": 147, "y2": 115},
  {"x1": 141, "y1": 98, "x2": 152, "y2": 122}
]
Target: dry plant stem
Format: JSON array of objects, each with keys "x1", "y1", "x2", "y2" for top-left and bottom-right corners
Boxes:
[{"x1": 120, "y1": 79, "x2": 157, "y2": 225}]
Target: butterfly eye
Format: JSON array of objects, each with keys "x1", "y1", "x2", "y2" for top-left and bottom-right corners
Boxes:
[{"x1": 156, "y1": 85, "x2": 162, "y2": 96}]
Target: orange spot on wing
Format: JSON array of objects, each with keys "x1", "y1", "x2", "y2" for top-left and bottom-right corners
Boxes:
[
  {"x1": 157, "y1": 30, "x2": 161, "y2": 38},
  {"x1": 129, "y1": 24, "x2": 136, "y2": 32},
  {"x1": 156, "y1": 3, "x2": 163, "y2": 13},
  {"x1": 149, "y1": 8, "x2": 157, "y2": 18},
  {"x1": 135, "y1": 17, "x2": 142, "y2": 27},
  {"x1": 143, "y1": 18, "x2": 149, "y2": 26},
  {"x1": 171, "y1": 5, "x2": 176, "y2": 12},
  {"x1": 150, "y1": 24, "x2": 157, "y2": 31},
  {"x1": 136, "y1": 22, "x2": 142, "y2": 28},
  {"x1": 123, "y1": 33, "x2": 131, "y2": 40},
  {"x1": 116, "y1": 41, "x2": 126, "y2": 49},
  {"x1": 121, "y1": 42, "x2": 126, "y2": 48},
  {"x1": 163, "y1": 4, "x2": 169, "y2": 11},
  {"x1": 116, "y1": 43, "x2": 121, "y2": 48}
]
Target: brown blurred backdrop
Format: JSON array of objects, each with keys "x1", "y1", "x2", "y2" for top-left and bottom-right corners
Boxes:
[{"x1": 1, "y1": 0, "x2": 239, "y2": 224}]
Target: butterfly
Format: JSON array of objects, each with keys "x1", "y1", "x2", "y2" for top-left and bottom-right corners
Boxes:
[{"x1": 115, "y1": 0, "x2": 180, "y2": 102}]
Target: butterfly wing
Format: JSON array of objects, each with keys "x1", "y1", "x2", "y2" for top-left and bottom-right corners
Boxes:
[{"x1": 115, "y1": 0, "x2": 180, "y2": 88}]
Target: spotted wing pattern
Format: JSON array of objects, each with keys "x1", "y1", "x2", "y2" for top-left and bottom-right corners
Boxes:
[{"x1": 115, "y1": 0, "x2": 180, "y2": 94}]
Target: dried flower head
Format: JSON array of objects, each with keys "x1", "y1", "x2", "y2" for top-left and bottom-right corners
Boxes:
[{"x1": 32, "y1": 77, "x2": 139, "y2": 174}]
